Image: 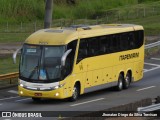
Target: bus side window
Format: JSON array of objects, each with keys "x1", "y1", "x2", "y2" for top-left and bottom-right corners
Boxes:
[
  {"x1": 110, "y1": 35, "x2": 118, "y2": 53},
  {"x1": 106, "y1": 35, "x2": 111, "y2": 53},
  {"x1": 116, "y1": 34, "x2": 121, "y2": 52},
  {"x1": 77, "y1": 39, "x2": 88, "y2": 63},
  {"x1": 65, "y1": 40, "x2": 78, "y2": 76},
  {"x1": 88, "y1": 38, "x2": 100, "y2": 57},
  {"x1": 99, "y1": 36, "x2": 107, "y2": 55},
  {"x1": 120, "y1": 33, "x2": 124, "y2": 51},
  {"x1": 129, "y1": 32, "x2": 135, "y2": 49},
  {"x1": 124, "y1": 33, "x2": 130, "y2": 50},
  {"x1": 139, "y1": 30, "x2": 144, "y2": 47},
  {"x1": 134, "y1": 30, "x2": 144, "y2": 48}
]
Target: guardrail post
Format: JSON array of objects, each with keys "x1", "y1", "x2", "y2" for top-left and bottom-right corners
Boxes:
[
  {"x1": 10, "y1": 78, "x2": 12, "y2": 84},
  {"x1": 105, "y1": 13, "x2": 108, "y2": 23},
  {"x1": 96, "y1": 16, "x2": 99, "y2": 25}
]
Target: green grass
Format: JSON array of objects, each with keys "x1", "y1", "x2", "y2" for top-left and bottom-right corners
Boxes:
[
  {"x1": 119, "y1": 15, "x2": 160, "y2": 35},
  {"x1": 0, "y1": 1, "x2": 160, "y2": 41},
  {"x1": 0, "y1": 0, "x2": 160, "y2": 22},
  {"x1": 0, "y1": 33, "x2": 31, "y2": 43},
  {"x1": 0, "y1": 0, "x2": 139, "y2": 22},
  {"x1": 0, "y1": 56, "x2": 19, "y2": 74},
  {"x1": 0, "y1": 0, "x2": 44, "y2": 22},
  {"x1": 54, "y1": 0, "x2": 138, "y2": 19}
]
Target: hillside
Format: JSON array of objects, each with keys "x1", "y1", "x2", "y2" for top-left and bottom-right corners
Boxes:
[
  {"x1": 0, "y1": 0, "x2": 159, "y2": 22},
  {"x1": 0, "y1": 0, "x2": 160, "y2": 43}
]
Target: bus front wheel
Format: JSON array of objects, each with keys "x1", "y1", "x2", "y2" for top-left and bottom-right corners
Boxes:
[{"x1": 69, "y1": 84, "x2": 79, "y2": 102}]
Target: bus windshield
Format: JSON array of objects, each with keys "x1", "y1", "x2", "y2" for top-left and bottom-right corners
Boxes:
[{"x1": 20, "y1": 44, "x2": 65, "y2": 82}]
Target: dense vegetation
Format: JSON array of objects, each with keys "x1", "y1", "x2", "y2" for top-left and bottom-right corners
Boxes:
[
  {"x1": 1, "y1": 0, "x2": 159, "y2": 22},
  {"x1": 1, "y1": 0, "x2": 160, "y2": 74}
]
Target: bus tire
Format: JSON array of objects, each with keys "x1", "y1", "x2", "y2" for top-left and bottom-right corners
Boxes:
[
  {"x1": 32, "y1": 97, "x2": 41, "y2": 102},
  {"x1": 69, "y1": 84, "x2": 79, "y2": 102},
  {"x1": 123, "y1": 72, "x2": 131, "y2": 89},
  {"x1": 116, "y1": 74, "x2": 123, "y2": 91}
]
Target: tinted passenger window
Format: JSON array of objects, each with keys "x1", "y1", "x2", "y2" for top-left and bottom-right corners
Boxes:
[
  {"x1": 88, "y1": 38, "x2": 100, "y2": 57},
  {"x1": 77, "y1": 39, "x2": 88, "y2": 63},
  {"x1": 134, "y1": 30, "x2": 144, "y2": 48},
  {"x1": 65, "y1": 40, "x2": 78, "y2": 76},
  {"x1": 76, "y1": 30, "x2": 144, "y2": 63}
]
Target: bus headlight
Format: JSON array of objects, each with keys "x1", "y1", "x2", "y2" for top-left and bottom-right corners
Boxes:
[
  {"x1": 19, "y1": 80, "x2": 26, "y2": 88},
  {"x1": 54, "y1": 86, "x2": 59, "y2": 89},
  {"x1": 20, "y1": 91, "x2": 23, "y2": 94},
  {"x1": 53, "y1": 83, "x2": 65, "y2": 90},
  {"x1": 20, "y1": 84, "x2": 24, "y2": 87}
]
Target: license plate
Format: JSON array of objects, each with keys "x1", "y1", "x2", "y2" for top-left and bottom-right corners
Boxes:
[{"x1": 34, "y1": 93, "x2": 42, "y2": 96}]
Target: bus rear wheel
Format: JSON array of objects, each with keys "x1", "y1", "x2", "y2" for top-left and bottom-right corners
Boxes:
[
  {"x1": 32, "y1": 97, "x2": 41, "y2": 102},
  {"x1": 69, "y1": 84, "x2": 79, "y2": 102},
  {"x1": 116, "y1": 74, "x2": 123, "y2": 91},
  {"x1": 123, "y1": 72, "x2": 131, "y2": 89}
]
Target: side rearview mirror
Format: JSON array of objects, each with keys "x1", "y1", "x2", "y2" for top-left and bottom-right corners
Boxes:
[
  {"x1": 61, "y1": 49, "x2": 72, "y2": 67},
  {"x1": 13, "y1": 47, "x2": 22, "y2": 64}
]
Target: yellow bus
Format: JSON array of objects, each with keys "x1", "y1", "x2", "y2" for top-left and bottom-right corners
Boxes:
[{"x1": 13, "y1": 24, "x2": 144, "y2": 101}]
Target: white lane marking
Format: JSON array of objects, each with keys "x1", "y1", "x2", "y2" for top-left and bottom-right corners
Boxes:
[
  {"x1": 70, "y1": 98, "x2": 105, "y2": 107},
  {"x1": 137, "y1": 86, "x2": 156, "y2": 91},
  {"x1": 8, "y1": 90, "x2": 18, "y2": 94},
  {"x1": 15, "y1": 98, "x2": 31, "y2": 102},
  {"x1": 144, "y1": 66, "x2": 160, "y2": 73},
  {"x1": 0, "y1": 96, "x2": 20, "y2": 101},
  {"x1": 144, "y1": 62, "x2": 160, "y2": 67},
  {"x1": 151, "y1": 58, "x2": 160, "y2": 61}
]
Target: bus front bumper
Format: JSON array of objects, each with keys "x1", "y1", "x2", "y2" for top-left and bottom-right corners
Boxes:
[{"x1": 18, "y1": 86, "x2": 65, "y2": 99}]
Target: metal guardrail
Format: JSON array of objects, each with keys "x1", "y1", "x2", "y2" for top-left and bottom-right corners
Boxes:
[
  {"x1": 0, "y1": 72, "x2": 19, "y2": 80},
  {"x1": 145, "y1": 40, "x2": 160, "y2": 49},
  {"x1": 138, "y1": 103, "x2": 160, "y2": 113}
]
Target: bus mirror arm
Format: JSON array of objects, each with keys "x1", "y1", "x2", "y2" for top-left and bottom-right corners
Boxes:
[
  {"x1": 61, "y1": 49, "x2": 72, "y2": 67},
  {"x1": 13, "y1": 47, "x2": 22, "y2": 64}
]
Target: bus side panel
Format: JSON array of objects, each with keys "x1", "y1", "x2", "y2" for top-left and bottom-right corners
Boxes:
[
  {"x1": 112, "y1": 64, "x2": 125, "y2": 82},
  {"x1": 133, "y1": 47, "x2": 144, "y2": 82},
  {"x1": 72, "y1": 72, "x2": 86, "y2": 95},
  {"x1": 133, "y1": 61, "x2": 143, "y2": 81},
  {"x1": 85, "y1": 71, "x2": 93, "y2": 88},
  {"x1": 125, "y1": 63, "x2": 134, "y2": 77},
  {"x1": 73, "y1": 59, "x2": 93, "y2": 94},
  {"x1": 92, "y1": 69, "x2": 102, "y2": 86},
  {"x1": 102, "y1": 67, "x2": 113, "y2": 84},
  {"x1": 62, "y1": 72, "x2": 85, "y2": 98},
  {"x1": 61, "y1": 76, "x2": 73, "y2": 98}
]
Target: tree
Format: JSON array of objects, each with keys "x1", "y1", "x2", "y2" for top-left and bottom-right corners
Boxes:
[{"x1": 44, "y1": 0, "x2": 53, "y2": 28}]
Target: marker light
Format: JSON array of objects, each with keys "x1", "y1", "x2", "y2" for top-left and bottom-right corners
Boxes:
[
  {"x1": 55, "y1": 93, "x2": 59, "y2": 96},
  {"x1": 20, "y1": 91, "x2": 23, "y2": 94}
]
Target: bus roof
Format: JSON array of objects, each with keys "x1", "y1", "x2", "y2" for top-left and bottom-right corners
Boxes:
[{"x1": 25, "y1": 24, "x2": 144, "y2": 45}]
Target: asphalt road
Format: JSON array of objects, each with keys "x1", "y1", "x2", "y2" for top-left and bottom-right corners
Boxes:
[{"x1": 0, "y1": 55, "x2": 160, "y2": 120}]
